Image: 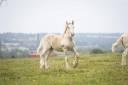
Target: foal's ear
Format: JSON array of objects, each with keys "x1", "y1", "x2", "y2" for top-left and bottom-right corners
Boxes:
[
  {"x1": 66, "y1": 20, "x2": 68, "y2": 25},
  {"x1": 72, "y1": 20, "x2": 74, "y2": 25}
]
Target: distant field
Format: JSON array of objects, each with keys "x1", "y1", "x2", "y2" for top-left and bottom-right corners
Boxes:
[{"x1": 0, "y1": 53, "x2": 128, "y2": 85}]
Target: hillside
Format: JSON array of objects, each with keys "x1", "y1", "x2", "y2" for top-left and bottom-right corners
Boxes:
[{"x1": 0, "y1": 33, "x2": 123, "y2": 58}]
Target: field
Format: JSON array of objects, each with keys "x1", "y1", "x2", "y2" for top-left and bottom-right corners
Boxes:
[{"x1": 0, "y1": 53, "x2": 128, "y2": 85}]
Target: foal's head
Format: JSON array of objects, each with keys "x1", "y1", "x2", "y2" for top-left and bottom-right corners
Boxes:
[{"x1": 64, "y1": 20, "x2": 75, "y2": 37}]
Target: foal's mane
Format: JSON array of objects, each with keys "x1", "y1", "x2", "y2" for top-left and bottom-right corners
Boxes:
[
  {"x1": 63, "y1": 22, "x2": 72, "y2": 35},
  {"x1": 64, "y1": 24, "x2": 68, "y2": 35}
]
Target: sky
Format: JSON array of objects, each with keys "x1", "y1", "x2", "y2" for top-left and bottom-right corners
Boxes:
[{"x1": 0, "y1": 0, "x2": 128, "y2": 33}]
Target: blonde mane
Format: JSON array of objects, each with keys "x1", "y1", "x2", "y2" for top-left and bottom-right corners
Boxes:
[{"x1": 63, "y1": 23, "x2": 68, "y2": 36}]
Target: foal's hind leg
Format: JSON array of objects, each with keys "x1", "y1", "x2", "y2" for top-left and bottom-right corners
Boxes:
[
  {"x1": 40, "y1": 49, "x2": 48, "y2": 69},
  {"x1": 121, "y1": 48, "x2": 128, "y2": 65},
  {"x1": 40, "y1": 53, "x2": 45, "y2": 69},
  {"x1": 44, "y1": 50, "x2": 52, "y2": 69}
]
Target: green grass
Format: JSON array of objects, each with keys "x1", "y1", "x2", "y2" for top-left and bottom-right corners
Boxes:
[{"x1": 0, "y1": 53, "x2": 128, "y2": 85}]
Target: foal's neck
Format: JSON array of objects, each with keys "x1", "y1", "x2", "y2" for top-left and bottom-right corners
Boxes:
[
  {"x1": 62, "y1": 25, "x2": 73, "y2": 40},
  {"x1": 63, "y1": 33, "x2": 73, "y2": 41}
]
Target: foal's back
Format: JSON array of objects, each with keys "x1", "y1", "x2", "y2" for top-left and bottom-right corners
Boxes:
[
  {"x1": 42, "y1": 34, "x2": 63, "y2": 50},
  {"x1": 42, "y1": 34, "x2": 74, "y2": 51}
]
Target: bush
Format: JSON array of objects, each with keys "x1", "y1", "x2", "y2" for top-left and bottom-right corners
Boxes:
[{"x1": 90, "y1": 48, "x2": 104, "y2": 54}]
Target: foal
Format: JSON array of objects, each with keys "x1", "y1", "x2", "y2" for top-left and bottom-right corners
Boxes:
[
  {"x1": 37, "y1": 20, "x2": 79, "y2": 69},
  {"x1": 112, "y1": 32, "x2": 128, "y2": 65}
]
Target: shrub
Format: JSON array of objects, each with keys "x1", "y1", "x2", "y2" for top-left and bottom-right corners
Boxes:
[{"x1": 90, "y1": 48, "x2": 104, "y2": 54}]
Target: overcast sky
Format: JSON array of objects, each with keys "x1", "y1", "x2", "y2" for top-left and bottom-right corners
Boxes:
[{"x1": 0, "y1": 0, "x2": 128, "y2": 33}]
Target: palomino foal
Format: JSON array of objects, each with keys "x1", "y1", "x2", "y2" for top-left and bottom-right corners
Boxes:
[
  {"x1": 37, "y1": 21, "x2": 79, "y2": 69},
  {"x1": 112, "y1": 32, "x2": 128, "y2": 65}
]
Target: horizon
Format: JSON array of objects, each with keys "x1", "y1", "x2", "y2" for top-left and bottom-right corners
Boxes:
[{"x1": 0, "y1": 32, "x2": 123, "y2": 34}]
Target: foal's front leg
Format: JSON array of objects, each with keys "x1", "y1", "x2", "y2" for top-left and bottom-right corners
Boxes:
[
  {"x1": 72, "y1": 47, "x2": 79, "y2": 68},
  {"x1": 64, "y1": 49, "x2": 71, "y2": 69}
]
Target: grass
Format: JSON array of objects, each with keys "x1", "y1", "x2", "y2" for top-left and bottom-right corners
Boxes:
[{"x1": 0, "y1": 53, "x2": 128, "y2": 85}]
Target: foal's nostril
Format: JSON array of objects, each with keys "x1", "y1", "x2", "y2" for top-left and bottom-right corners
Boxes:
[{"x1": 72, "y1": 33, "x2": 75, "y2": 36}]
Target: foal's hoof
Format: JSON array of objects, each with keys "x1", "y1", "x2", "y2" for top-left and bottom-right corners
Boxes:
[
  {"x1": 66, "y1": 67, "x2": 72, "y2": 70},
  {"x1": 40, "y1": 65, "x2": 49, "y2": 70},
  {"x1": 65, "y1": 65, "x2": 71, "y2": 70},
  {"x1": 121, "y1": 63, "x2": 126, "y2": 66},
  {"x1": 72, "y1": 62, "x2": 78, "y2": 68},
  {"x1": 45, "y1": 66, "x2": 49, "y2": 69},
  {"x1": 40, "y1": 65, "x2": 45, "y2": 69},
  {"x1": 72, "y1": 59, "x2": 79, "y2": 68}
]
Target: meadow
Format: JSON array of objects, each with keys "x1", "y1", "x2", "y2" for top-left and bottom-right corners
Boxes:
[{"x1": 0, "y1": 53, "x2": 128, "y2": 85}]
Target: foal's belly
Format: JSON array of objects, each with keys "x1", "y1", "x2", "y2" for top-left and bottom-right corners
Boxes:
[
  {"x1": 53, "y1": 46, "x2": 74, "y2": 52},
  {"x1": 53, "y1": 47, "x2": 64, "y2": 52},
  {"x1": 52, "y1": 43, "x2": 74, "y2": 52}
]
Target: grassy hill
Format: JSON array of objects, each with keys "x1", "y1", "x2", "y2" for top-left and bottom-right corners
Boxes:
[{"x1": 0, "y1": 53, "x2": 128, "y2": 85}]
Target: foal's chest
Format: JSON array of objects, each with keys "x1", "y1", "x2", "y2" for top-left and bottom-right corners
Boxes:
[{"x1": 61, "y1": 39, "x2": 74, "y2": 49}]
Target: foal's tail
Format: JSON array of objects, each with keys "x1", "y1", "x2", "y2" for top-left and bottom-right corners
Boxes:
[{"x1": 36, "y1": 41, "x2": 43, "y2": 55}]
